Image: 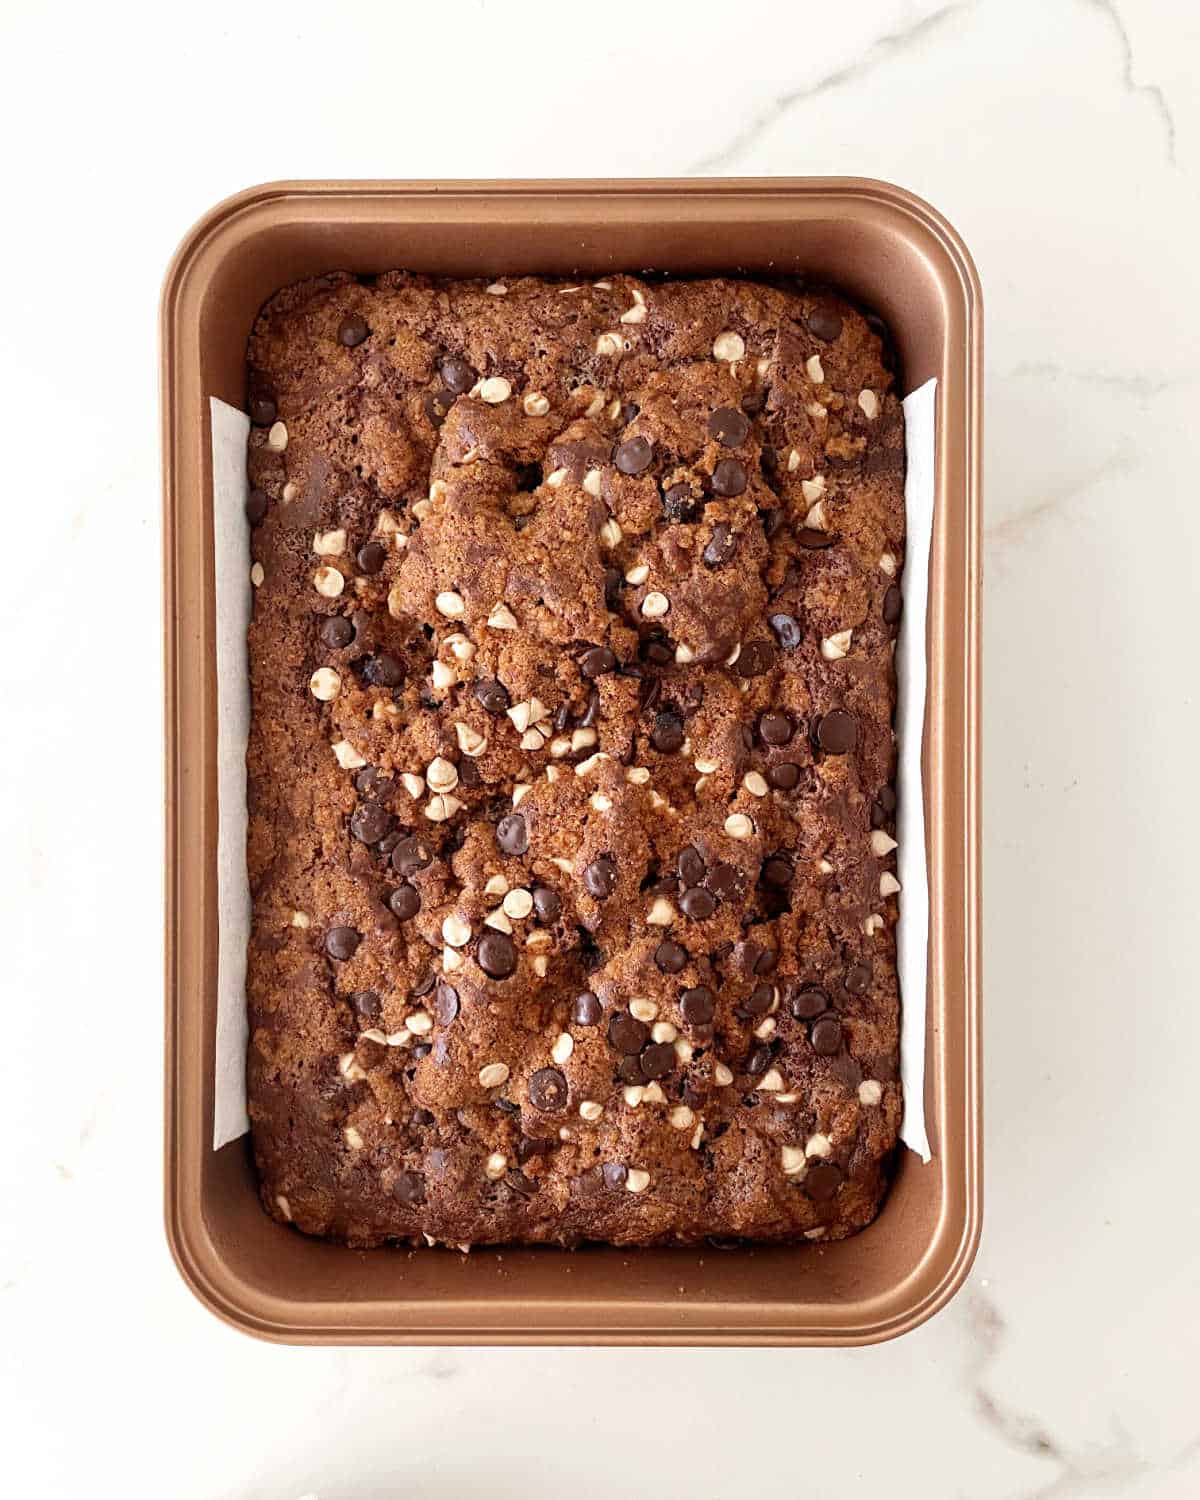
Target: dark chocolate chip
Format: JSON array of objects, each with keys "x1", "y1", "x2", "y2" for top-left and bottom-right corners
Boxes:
[
  {"x1": 351, "y1": 801, "x2": 392, "y2": 845},
  {"x1": 735, "y1": 641, "x2": 774, "y2": 678},
  {"x1": 878, "y1": 785, "x2": 898, "y2": 814},
  {"x1": 741, "y1": 387, "x2": 768, "y2": 416},
  {"x1": 807, "y1": 307, "x2": 843, "y2": 342},
  {"x1": 365, "y1": 651, "x2": 405, "y2": 688},
  {"x1": 790, "y1": 985, "x2": 828, "y2": 1020},
  {"x1": 651, "y1": 710, "x2": 684, "y2": 754},
  {"x1": 580, "y1": 645, "x2": 617, "y2": 678},
  {"x1": 811, "y1": 1015, "x2": 843, "y2": 1055},
  {"x1": 617, "y1": 1054, "x2": 646, "y2": 1085},
  {"x1": 679, "y1": 886, "x2": 717, "y2": 921},
  {"x1": 883, "y1": 584, "x2": 903, "y2": 624},
  {"x1": 434, "y1": 982, "x2": 459, "y2": 1026},
  {"x1": 248, "y1": 394, "x2": 277, "y2": 427},
  {"x1": 706, "y1": 862, "x2": 746, "y2": 902},
  {"x1": 768, "y1": 612, "x2": 801, "y2": 650},
  {"x1": 761, "y1": 506, "x2": 785, "y2": 539},
  {"x1": 614, "y1": 435, "x2": 653, "y2": 475},
  {"x1": 711, "y1": 457, "x2": 747, "y2": 498},
  {"x1": 759, "y1": 711, "x2": 793, "y2": 746},
  {"x1": 642, "y1": 637, "x2": 673, "y2": 667},
  {"x1": 584, "y1": 855, "x2": 617, "y2": 899},
  {"x1": 761, "y1": 855, "x2": 793, "y2": 889},
  {"x1": 410, "y1": 971, "x2": 437, "y2": 999},
  {"x1": 678, "y1": 848, "x2": 707, "y2": 887},
  {"x1": 708, "y1": 407, "x2": 750, "y2": 447},
  {"x1": 766, "y1": 763, "x2": 801, "y2": 790},
  {"x1": 662, "y1": 482, "x2": 697, "y2": 522},
  {"x1": 804, "y1": 1160, "x2": 844, "y2": 1201},
  {"x1": 458, "y1": 757, "x2": 480, "y2": 789},
  {"x1": 357, "y1": 540, "x2": 388, "y2": 575},
  {"x1": 572, "y1": 991, "x2": 602, "y2": 1027},
  {"x1": 744, "y1": 1042, "x2": 772, "y2": 1077},
  {"x1": 496, "y1": 813, "x2": 529, "y2": 856},
  {"x1": 440, "y1": 355, "x2": 476, "y2": 395},
  {"x1": 393, "y1": 1170, "x2": 426, "y2": 1205},
  {"x1": 553, "y1": 700, "x2": 572, "y2": 734},
  {"x1": 424, "y1": 388, "x2": 454, "y2": 425},
  {"x1": 608, "y1": 1012, "x2": 649, "y2": 1054},
  {"x1": 702, "y1": 522, "x2": 737, "y2": 567},
  {"x1": 816, "y1": 709, "x2": 858, "y2": 754},
  {"x1": 245, "y1": 489, "x2": 268, "y2": 525},
  {"x1": 680, "y1": 986, "x2": 715, "y2": 1025},
  {"x1": 351, "y1": 989, "x2": 381, "y2": 1024},
  {"x1": 528, "y1": 1067, "x2": 568, "y2": 1112},
  {"x1": 744, "y1": 983, "x2": 775, "y2": 1017},
  {"x1": 655, "y1": 940, "x2": 688, "y2": 975},
  {"x1": 796, "y1": 528, "x2": 836, "y2": 549},
  {"x1": 517, "y1": 1135, "x2": 553, "y2": 1164},
  {"x1": 845, "y1": 960, "x2": 872, "y2": 995},
  {"x1": 337, "y1": 314, "x2": 370, "y2": 348},
  {"x1": 477, "y1": 930, "x2": 518, "y2": 979},
  {"x1": 579, "y1": 688, "x2": 600, "y2": 728},
  {"x1": 391, "y1": 836, "x2": 433, "y2": 876},
  {"x1": 640, "y1": 1042, "x2": 675, "y2": 1079},
  {"x1": 321, "y1": 615, "x2": 354, "y2": 650},
  {"x1": 753, "y1": 947, "x2": 778, "y2": 975},
  {"x1": 602, "y1": 1163, "x2": 628, "y2": 1190},
  {"x1": 533, "y1": 886, "x2": 561, "y2": 922},
  {"x1": 475, "y1": 678, "x2": 510, "y2": 715},
  {"x1": 604, "y1": 568, "x2": 623, "y2": 611},
  {"x1": 504, "y1": 1168, "x2": 537, "y2": 1197},
  {"x1": 325, "y1": 926, "x2": 360, "y2": 961}
]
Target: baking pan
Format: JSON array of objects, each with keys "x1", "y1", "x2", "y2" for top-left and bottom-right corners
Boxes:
[{"x1": 162, "y1": 178, "x2": 981, "y2": 1345}]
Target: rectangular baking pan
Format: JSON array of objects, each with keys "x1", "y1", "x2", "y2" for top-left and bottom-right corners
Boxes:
[{"x1": 162, "y1": 178, "x2": 981, "y2": 1345}]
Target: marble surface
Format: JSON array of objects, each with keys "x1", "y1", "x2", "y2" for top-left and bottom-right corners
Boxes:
[{"x1": 2, "y1": 0, "x2": 1198, "y2": 1495}]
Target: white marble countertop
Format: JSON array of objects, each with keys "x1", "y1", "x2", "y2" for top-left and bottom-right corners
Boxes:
[{"x1": 3, "y1": 0, "x2": 1198, "y2": 1495}]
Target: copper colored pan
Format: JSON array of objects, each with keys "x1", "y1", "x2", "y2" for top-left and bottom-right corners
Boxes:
[{"x1": 162, "y1": 179, "x2": 981, "y2": 1345}]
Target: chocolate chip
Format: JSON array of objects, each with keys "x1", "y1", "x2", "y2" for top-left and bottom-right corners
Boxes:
[
  {"x1": 706, "y1": 862, "x2": 746, "y2": 902},
  {"x1": 350, "y1": 801, "x2": 391, "y2": 845},
  {"x1": 796, "y1": 528, "x2": 836, "y2": 550},
  {"x1": 744, "y1": 1042, "x2": 772, "y2": 1077},
  {"x1": 804, "y1": 1160, "x2": 843, "y2": 1201},
  {"x1": 811, "y1": 1015, "x2": 843, "y2": 1055},
  {"x1": 872, "y1": 786, "x2": 897, "y2": 826},
  {"x1": 357, "y1": 540, "x2": 388, "y2": 575},
  {"x1": 753, "y1": 947, "x2": 778, "y2": 975},
  {"x1": 378, "y1": 829, "x2": 403, "y2": 856},
  {"x1": 321, "y1": 615, "x2": 354, "y2": 649},
  {"x1": 475, "y1": 678, "x2": 510, "y2": 715},
  {"x1": 351, "y1": 989, "x2": 381, "y2": 1024},
  {"x1": 248, "y1": 394, "x2": 277, "y2": 427},
  {"x1": 680, "y1": 986, "x2": 715, "y2": 1025},
  {"x1": 411, "y1": 971, "x2": 437, "y2": 999},
  {"x1": 640, "y1": 1042, "x2": 675, "y2": 1079},
  {"x1": 527, "y1": 1067, "x2": 568, "y2": 1113},
  {"x1": 584, "y1": 855, "x2": 618, "y2": 899},
  {"x1": 393, "y1": 1170, "x2": 426, "y2": 1205},
  {"x1": 768, "y1": 612, "x2": 801, "y2": 650},
  {"x1": 391, "y1": 836, "x2": 433, "y2": 876},
  {"x1": 759, "y1": 711, "x2": 793, "y2": 746},
  {"x1": 761, "y1": 506, "x2": 785, "y2": 540},
  {"x1": 679, "y1": 886, "x2": 717, "y2": 921},
  {"x1": 477, "y1": 930, "x2": 517, "y2": 979},
  {"x1": 677, "y1": 846, "x2": 706, "y2": 886},
  {"x1": 614, "y1": 435, "x2": 653, "y2": 474},
  {"x1": 579, "y1": 688, "x2": 600, "y2": 728},
  {"x1": 553, "y1": 700, "x2": 572, "y2": 734},
  {"x1": 434, "y1": 982, "x2": 459, "y2": 1026},
  {"x1": 651, "y1": 710, "x2": 684, "y2": 754},
  {"x1": 883, "y1": 584, "x2": 903, "y2": 624},
  {"x1": 761, "y1": 855, "x2": 793, "y2": 888},
  {"x1": 325, "y1": 926, "x2": 360, "y2": 961},
  {"x1": 662, "y1": 482, "x2": 697, "y2": 522},
  {"x1": 708, "y1": 407, "x2": 750, "y2": 447},
  {"x1": 711, "y1": 458, "x2": 748, "y2": 498},
  {"x1": 655, "y1": 940, "x2": 687, "y2": 975},
  {"x1": 602, "y1": 1163, "x2": 628, "y2": 1190},
  {"x1": 744, "y1": 984, "x2": 774, "y2": 1017},
  {"x1": 496, "y1": 813, "x2": 529, "y2": 856},
  {"x1": 790, "y1": 985, "x2": 828, "y2": 1020},
  {"x1": 356, "y1": 766, "x2": 390, "y2": 797},
  {"x1": 580, "y1": 645, "x2": 617, "y2": 678},
  {"x1": 532, "y1": 886, "x2": 561, "y2": 923},
  {"x1": 845, "y1": 960, "x2": 872, "y2": 995},
  {"x1": 735, "y1": 641, "x2": 774, "y2": 678},
  {"x1": 878, "y1": 785, "x2": 898, "y2": 814},
  {"x1": 608, "y1": 1012, "x2": 649, "y2": 1054},
  {"x1": 572, "y1": 991, "x2": 602, "y2": 1027},
  {"x1": 604, "y1": 568, "x2": 622, "y2": 611},
  {"x1": 807, "y1": 307, "x2": 843, "y2": 342},
  {"x1": 245, "y1": 489, "x2": 268, "y2": 525},
  {"x1": 504, "y1": 1168, "x2": 537, "y2": 1198},
  {"x1": 642, "y1": 637, "x2": 673, "y2": 666},
  {"x1": 741, "y1": 387, "x2": 767, "y2": 416},
  {"x1": 424, "y1": 388, "x2": 454, "y2": 425},
  {"x1": 337, "y1": 313, "x2": 370, "y2": 347},
  {"x1": 702, "y1": 522, "x2": 737, "y2": 567},
  {"x1": 617, "y1": 1054, "x2": 646, "y2": 1085},
  {"x1": 365, "y1": 651, "x2": 405, "y2": 688},
  {"x1": 440, "y1": 355, "x2": 476, "y2": 394},
  {"x1": 517, "y1": 1136, "x2": 553, "y2": 1165},
  {"x1": 458, "y1": 757, "x2": 480, "y2": 789},
  {"x1": 766, "y1": 763, "x2": 801, "y2": 790},
  {"x1": 816, "y1": 709, "x2": 858, "y2": 754}
]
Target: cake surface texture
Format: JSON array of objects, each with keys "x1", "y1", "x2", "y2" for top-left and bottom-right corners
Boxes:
[{"x1": 244, "y1": 270, "x2": 905, "y2": 1248}]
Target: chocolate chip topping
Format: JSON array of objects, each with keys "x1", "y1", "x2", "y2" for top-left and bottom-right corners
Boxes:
[
  {"x1": 572, "y1": 991, "x2": 602, "y2": 1026},
  {"x1": 711, "y1": 457, "x2": 748, "y2": 498},
  {"x1": 803, "y1": 1160, "x2": 844, "y2": 1201},
  {"x1": 614, "y1": 435, "x2": 654, "y2": 474},
  {"x1": 759, "y1": 711, "x2": 793, "y2": 746},
  {"x1": 761, "y1": 855, "x2": 793, "y2": 888},
  {"x1": 766, "y1": 763, "x2": 801, "y2": 790},
  {"x1": 796, "y1": 527, "x2": 836, "y2": 549},
  {"x1": 816, "y1": 709, "x2": 858, "y2": 754},
  {"x1": 807, "y1": 307, "x2": 843, "y2": 342},
  {"x1": 677, "y1": 846, "x2": 706, "y2": 886},
  {"x1": 662, "y1": 482, "x2": 697, "y2": 522},
  {"x1": 883, "y1": 584, "x2": 903, "y2": 624},
  {"x1": 325, "y1": 926, "x2": 360, "y2": 960},
  {"x1": 533, "y1": 885, "x2": 561, "y2": 921},
  {"x1": 707, "y1": 407, "x2": 751, "y2": 446},
  {"x1": 680, "y1": 986, "x2": 715, "y2": 1025},
  {"x1": 350, "y1": 801, "x2": 392, "y2": 844},
  {"x1": 580, "y1": 645, "x2": 617, "y2": 678},
  {"x1": 706, "y1": 862, "x2": 746, "y2": 902},
  {"x1": 655, "y1": 940, "x2": 687, "y2": 974},
  {"x1": 393, "y1": 1170, "x2": 426, "y2": 1205},
  {"x1": 767, "y1": 612, "x2": 801, "y2": 650},
  {"x1": 424, "y1": 389, "x2": 454, "y2": 425},
  {"x1": 602, "y1": 1163, "x2": 628, "y2": 1190},
  {"x1": 248, "y1": 393, "x2": 276, "y2": 427},
  {"x1": 702, "y1": 522, "x2": 737, "y2": 567},
  {"x1": 608, "y1": 1012, "x2": 649, "y2": 1054},
  {"x1": 528, "y1": 1066, "x2": 568, "y2": 1113},
  {"x1": 744, "y1": 983, "x2": 775, "y2": 1017},
  {"x1": 744, "y1": 1042, "x2": 772, "y2": 1077},
  {"x1": 245, "y1": 489, "x2": 268, "y2": 525},
  {"x1": 651, "y1": 710, "x2": 684, "y2": 754},
  {"x1": 434, "y1": 982, "x2": 460, "y2": 1026},
  {"x1": 811, "y1": 1015, "x2": 843, "y2": 1055},
  {"x1": 337, "y1": 313, "x2": 370, "y2": 348},
  {"x1": 475, "y1": 678, "x2": 510, "y2": 715},
  {"x1": 584, "y1": 855, "x2": 618, "y2": 899},
  {"x1": 679, "y1": 887, "x2": 717, "y2": 921},
  {"x1": 320, "y1": 615, "x2": 354, "y2": 649},
  {"x1": 351, "y1": 989, "x2": 381, "y2": 1024},
  {"x1": 391, "y1": 836, "x2": 433, "y2": 876},
  {"x1": 496, "y1": 813, "x2": 529, "y2": 855},
  {"x1": 357, "y1": 540, "x2": 387, "y2": 575},
  {"x1": 734, "y1": 640, "x2": 774, "y2": 678},
  {"x1": 365, "y1": 651, "x2": 405, "y2": 688},
  {"x1": 789, "y1": 985, "x2": 828, "y2": 1020},
  {"x1": 477, "y1": 930, "x2": 518, "y2": 979},
  {"x1": 845, "y1": 960, "x2": 873, "y2": 994},
  {"x1": 440, "y1": 355, "x2": 476, "y2": 394},
  {"x1": 640, "y1": 1042, "x2": 675, "y2": 1079}
]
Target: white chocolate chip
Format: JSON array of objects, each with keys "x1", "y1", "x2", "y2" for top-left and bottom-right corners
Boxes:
[
  {"x1": 592, "y1": 280, "x2": 612, "y2": 290},
  {"x1": 651, "y1": 1021, "x2": 678, "y2": 1044},
  {"x1": 250, "y1": 562, "x2": 265, "y2": 587},
  {"x1": 447, "y1": 635, "x2": 476, "y2": 663},
  {"x1": 724, "y1": 813, "x2": 754, "y2": 840},
  {"x1": 486, "y1": 282, "x2": 508, "y2": 296},
  {"x1": 754, "y1": 1019, "x2": 777, "y2": 1042},
  {"x1": 551, "y1": 1032, "x2": 574, "y2": 1064},
  {"x1": 522, "y1": 391, "x2": 550, "y2": 416},
  {"x1": 821, "y1": 629, "x2": 853, "y2": 661},
  {"x1": 641, "y1": 1081, "x2": 666, "y2": 1104},
  {"x1": 550, "y1": 855, "x2": 574, "y2": 874},
  {"x1": 511, "y1": 783, "x2": 532, "y2": 809},
  {"x1": 758, "y1": 1067, "x2": 784, "y2": 1090},
  {"x1": 484, "y1": 908, "x2": 513, "y2": 934},
  {"x1": 546, "y1": 467, "x2": 567, "y2": 487},
  {"x1": 425, "y1": 793, "x2": 463, "y2": 822},
  {"x1": 859, "y1": 1079, "x2": 883, "y2": 1106},
  {"x1": 589, "y1": 792, "x2": 612, "y2": 812},
  {"x1": 806, "y1": 1133, "x2": 833, "y2": 1159},
  {"x1": 338, "y1": 1053, "x2": 367, "y2": 1083},
  {"x1": 674, "y1": 643, "x2": 695, "y2": 665},
  {"x1": 406, "y1": 1010, "x2": 433, "y2": 1036},
  {"x1": 646, "y1": 897, "x2": 676, "y2": 926},
  {"x1": 571, "y1": 727, "x2": 597, "y2": 752},
  {"x1": 531, "y1": 955, "x2": 548, "y2": 977},
  {"x1": 625, "y1": 766, "x2": 650, "y2": 786},
  {"x1": 454, "y1": 722, "x2": 488, "y2": 757},
  {"x1": 871, "y1": 830, "x2": 898, "y2": 856},
  {"x1": 858, "y1": 389, "x2": 879, "y2": 419},
  {"x1": 577, "y1": 752, "x2": 612, "y2": 776},
  {"x1": 805, "y1": 354, "x2": 825, "y2": 384},
  {"x1": 668, "y1": 1105, "x2": 695, "y2": 1132},
  {"x1": 387, "y1": 582, "x2": 406, "y2": 619},
  {"x1": 266, "y1": 421, "x2": 288, "y2": 451},
  {"x1": 442, "y1": 946, "x2": 463, "y2": 972},
  {"x1": 426, "y1": 756, "x2": 459, "y2": 793},
  {"x1": 582, "y1": 468, "x2": 603, "y2": 498},
  {"x1": 312, "y1": 564, "x2": 345, "y2": 599},
  {"x1": 619, "y1": 300, "x2": 647, "y2": 325},
  {"x1": 629, "y1": 998, "x2": 658, "y2": 1023},
  {"x1": 880, "y1": 872, "x2": 902, "y2": 897},
  {"x1": 787, "y1": 448, "x2": 801, "y2": 473},
  {"x1": 803, "y1": 499, "x2": 828, "y2": 531},
  {"x1": 674, "y1": 1038, "x2": 694, "y2": 1065},
  {"x1": 817, "y1": 858, "x2": 834, "y2": 875},
  {"x1": 599, "y1": 518, "x2": 622, "y2": 548},
  {"x1": 313, "y1": 531, "x2": 347, "y2": 561},
  {"x1": 520, "y1": 728, "x2": 546, "y2": 751},
  {"x1": 641, "y1": 591, "x2": 670, "y2": 619},
  {"x1": 712, "y1": 331, "x2": 745, "y2": 361},
  {"x1": 401, "y1": 772, "x2": 426, "y2": 799},
  {"x1": 595, "y1": 332, "x2": 623, "y2": 356},
  {"x1": 502, "y1": 888, "x2": 533, "y2": 919},
  {"x1": 441, "y1": 913, "x2": 471, "y2": 948},
  {"x1": 775, "y1": 1092, "x2": 800, "y2": 1105},
  {"x1": 478, "y1": 1062, "x2": 510, "y2": 1089},
  {"x1": 714, "y1": 1062, "x2": 734, "y2": 1086},
  {"x1": 486, "y1": 602, "x2": 518, "y2": 632},
  {"x1": 625, "y1": 1168, "x2": 650, "y2": 1194},
  {"x1": 864, "y1": 913, "x2": 885, "y2": 936},
  {"x1": 485, "y1": 1151, "x2": 508, "y2": 1180},
  {"x1": 435, "y1": 590, "x2": 466, "y2": 619},
  {"x1": 309, "y1": 667, "x2": 341, "y2": 701},
  {"x1": 579, "y1": 1100, "x2": 603, "y2": 1122},
  {"x1": 275, "y1": 1193, "x2": 293, "y2": 1220},
  {"x1": 430, "y1": 660, "x2": 455, "y2": 693},
  {"x1": 280, "y1": 481, "x2": 299, "y2": 504},
  {"x1": 781, "y1": 1145, "x2": 807, "y2": 1176},
  {"x1": 880, "y1": 552, "x2": 897, "y2": 577},
  {"x1": 507, "y1": 701, "x2": 534, "y2": 733},
  {"x1": 290, "y1": 910, "x2": 310, "y2": 929},
  {"x1": 742, "y1": 771, "x2": 768, "y2": 797},
  {"x1": 623, "y1": 1085, "x2": 645, "y2": 1108},
  {"x1": 694, "y1": 757, "x2": 720, "y2": 775},
  {"x1": 332, "y1": 740, "x2": 366, "y2": 770},
  {"x1": 624, "y1": 563, "x2": 649, "y2": 585}
]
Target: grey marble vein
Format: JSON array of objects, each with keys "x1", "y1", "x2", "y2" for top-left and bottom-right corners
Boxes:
[
  {"x1": 1086, "y1": 0, "x2": 1178, "y2": 168},
  {"x1": 686, "y1": 2, "x2": 976, "y2": 174},
  {"x1": 1002, "y1": 359, "x2": 1180, "y2": 400},
  {"x1": 984, "y1": 450, "x2": 1135, "y2": 545}
]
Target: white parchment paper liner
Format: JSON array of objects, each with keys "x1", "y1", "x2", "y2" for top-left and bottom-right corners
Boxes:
[{"x1": 210, "y1": 382, "x2": 937, "y2": 1159}]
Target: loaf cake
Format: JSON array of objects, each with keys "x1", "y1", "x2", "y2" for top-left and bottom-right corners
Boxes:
[{"x1": 243, "y1": 270, "x2": 905, "y2": 1248}]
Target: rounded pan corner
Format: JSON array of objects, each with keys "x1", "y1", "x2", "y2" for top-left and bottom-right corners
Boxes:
[{"x1": 160, "y1": 179, "x2": 301, "y2": 320}]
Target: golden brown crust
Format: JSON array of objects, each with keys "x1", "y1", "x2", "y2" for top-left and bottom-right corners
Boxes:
[{"x1": 244, "y1": 272, "x2": 904, "y2": 1248}]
